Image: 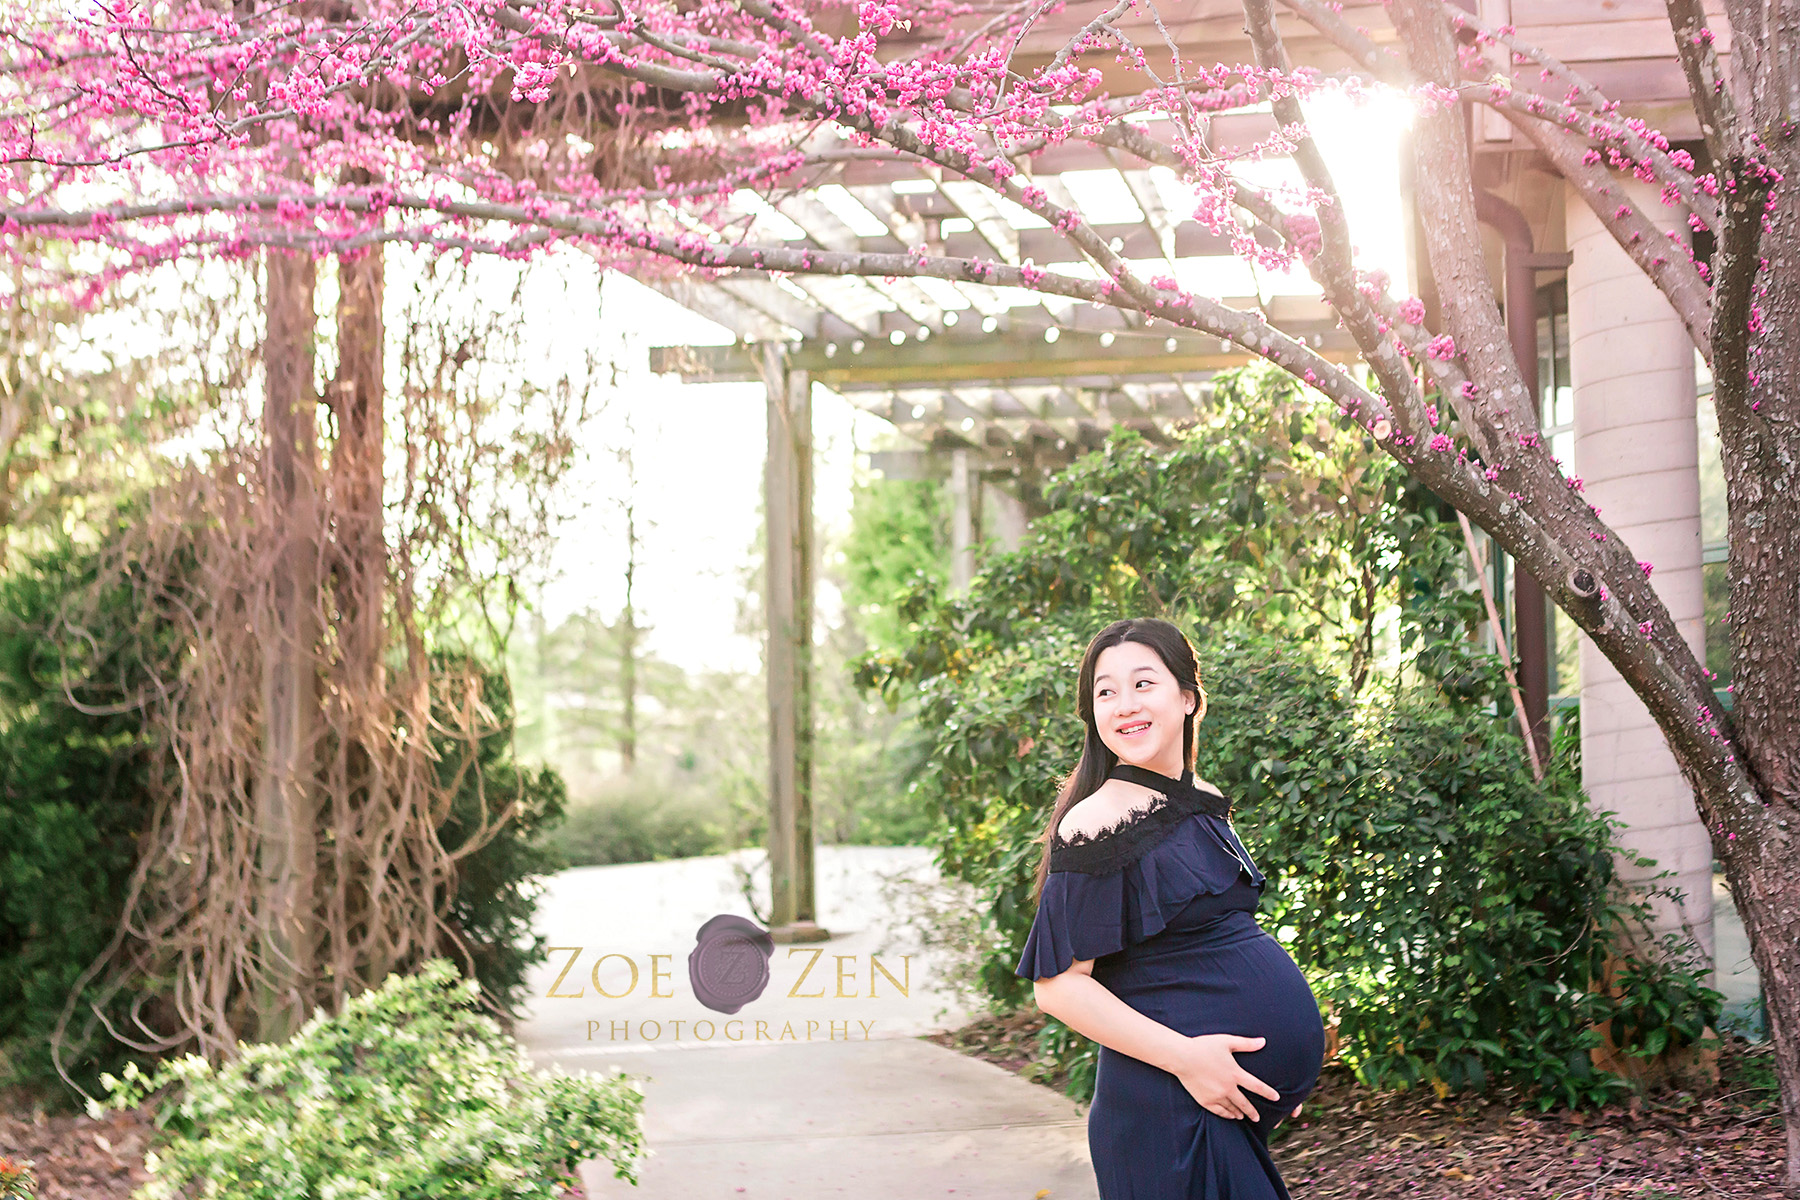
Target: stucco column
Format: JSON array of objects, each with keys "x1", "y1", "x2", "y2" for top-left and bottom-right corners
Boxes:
[{"x1": 1565, "y1": 180, "x2": 1714, "y2": 970}]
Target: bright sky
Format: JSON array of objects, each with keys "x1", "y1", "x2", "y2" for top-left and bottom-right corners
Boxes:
[{"x1": 522, "y1": 266, "x2": 887, "y2": 677}]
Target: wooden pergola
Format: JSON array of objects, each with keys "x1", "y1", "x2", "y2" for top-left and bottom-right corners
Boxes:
[{"x1": 644, "y1": 0, "x2": 1712, "y2": 942}]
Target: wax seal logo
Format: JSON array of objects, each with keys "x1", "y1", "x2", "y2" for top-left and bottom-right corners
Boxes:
[{"x1": 688, "y1": 914, "x2": 774, "y2": 1014}]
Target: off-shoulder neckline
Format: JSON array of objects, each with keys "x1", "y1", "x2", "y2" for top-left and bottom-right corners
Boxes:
[{"x1": 1049, "y1": 768, "x2": 1237, "y2": 876}]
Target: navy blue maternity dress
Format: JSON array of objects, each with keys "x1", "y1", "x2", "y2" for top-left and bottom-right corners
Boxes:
[{"x1": 1015, "y1": 764, "x2": 1326, "y2": 1200}]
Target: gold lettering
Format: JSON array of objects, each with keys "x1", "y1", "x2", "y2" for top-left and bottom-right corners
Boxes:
[
  {"x1": 591, "y1": 953, "x2": 639, "y2": 998},
  {"x1": 586, "y1": 1020, "x2": 602, "y2": 1040},
  {"x1": 870, "y1": 954, "x2": 912, "y2": 997},
  {"x1": 642, "y1": 1020, "x2": 662, "y2": 1040},
  {"x1": 695, "y1": 1020, "x2": 716, "y2": 1041},
  {"x1": 649, "y1": 953, "x2": 674, "y2": 998},
  {"x1": 611, "y1": 1020, "x2": 630, "y2": 1040},
  {"x1": 834, "y1": 955, "x2": 858, "y2": 998},
  {"x1": 725, "y1": 1020, "x2": 743, "y2": 1041},
  {"x1": 786, "y1": 947, "x2": 826, "y2": 997},
  {"x1": 544, "y1": 946, "x2": 585, "y2": 998},
  {"x1": 780, "y1": 1021, "x2": 797, "y2": 1041},
  {"x1": 858, "y1": 1019, "x2": 876, "y2": 1039},
  {"x1": 670, "y1": 1019, "x2": 686, "y2": 1040},
  {"x1": 755, "y1": 1019, "x2": 770, "y2": 1041},
  {"x1": 830, "y1": 1019, "x2": 849, "y2": 1040},
  {"x1": 805, "y1": 1019, "x2": 819, "y2": 1040}
]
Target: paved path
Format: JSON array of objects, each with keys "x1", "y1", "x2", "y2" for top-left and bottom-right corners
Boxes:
[{"x1": 517, "y1": 846, "x2": 1099, "y2": 1200}]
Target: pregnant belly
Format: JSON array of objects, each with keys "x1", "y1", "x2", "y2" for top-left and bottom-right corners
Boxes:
[{"x1": 1102, "y1": 925, "x2": 1327, "y2": 1097}]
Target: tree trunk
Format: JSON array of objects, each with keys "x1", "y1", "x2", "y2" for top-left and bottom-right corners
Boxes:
[
  {"x1": 254, "y1": 248, "x2": 323, "y2": 1043},
  {"x1": 619, "y1": 499, "x2": 638, "y2": 773},
  {"x1": 1710, "y1": 151, "x2": 1800, "y2": 1193},
  {"x1": 322, "y1": 244, "x2": 389, "y2": 1002},
  {"x1": 331, "y1": 247, "x2": 386, "y2": 697}
]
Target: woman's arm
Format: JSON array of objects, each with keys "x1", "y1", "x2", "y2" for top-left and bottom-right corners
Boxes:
[
  {"x1": 1034, "y1": 960, "x2": 1192, "y2": 1076},
  {"x1": 1034, "y1": 960, "x2": 1284, "y2": 1122}
]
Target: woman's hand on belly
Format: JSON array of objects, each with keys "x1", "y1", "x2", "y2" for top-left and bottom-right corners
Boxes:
[{"x1": 1169, "y1": 1034, "x2": 1282, "y2": 1122}]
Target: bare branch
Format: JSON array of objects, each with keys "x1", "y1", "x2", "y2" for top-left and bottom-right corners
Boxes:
[
  {"x1": 1665, "y1": 0, "x2": 1740, "y2": 166},
  {"x1": 1507, "y1": 108, "x2": 1715, "y2": 365}
]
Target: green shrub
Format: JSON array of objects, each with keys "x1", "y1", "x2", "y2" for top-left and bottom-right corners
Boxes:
[
  {"x1": 544, "y1": 771, "x2": 729, "y2": 866},
  {"x1": 0, "y1": 527, "x2": 163, "y2": 1101},
  {"x1": 429, "y1": 654, "x2": 570, "y2": 1017},
  {"x1": 1201, "y1": 647, "x2": 1720, "y2": 1107},
  {"x1": 93, "y1": 958, "x2": 645, "y2": 1199},
  {"x1": 861, "y1": 394, "x2": 1722, "y2": 1111}
]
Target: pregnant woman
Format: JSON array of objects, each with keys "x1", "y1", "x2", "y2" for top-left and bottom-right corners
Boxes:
[{"x1": 1016, "y1": 617, "x2": 1326, "y2": 1199}]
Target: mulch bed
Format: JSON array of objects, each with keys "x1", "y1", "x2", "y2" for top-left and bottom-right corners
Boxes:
[
  {"x1": 0, "y1": 1097, "x2": 154, "y2": 1200},
  {"x1": 3, "y1": 1027, "x2": 1787, "y2": 1199},
  {"x1": 928, "y1": 1011, "x2": 1791, "y2": 1199}
]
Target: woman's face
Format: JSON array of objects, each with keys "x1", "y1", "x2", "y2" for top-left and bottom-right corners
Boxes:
[{"x1": 1091, "y1": 639, "x2": 1193, "y2": 777}]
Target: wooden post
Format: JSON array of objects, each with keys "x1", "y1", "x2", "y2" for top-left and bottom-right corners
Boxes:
[
  {"x1": 949, "y1": 448, "x2": 976, "y2": 590},
  {"x1": 987, "y1": 483, "x2": 1030, "y2": 551},
  {"x1": 256, "y1": 248, "x2": 323, "y2": 1042},
  {"x1": 759, "y1": 344, "x2": 829, "y2": 943}
]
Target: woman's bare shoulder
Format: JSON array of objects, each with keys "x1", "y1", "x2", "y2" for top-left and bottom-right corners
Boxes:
[{"x1": 1057, "y1": 778, "x2": 1155, "y2": 843}]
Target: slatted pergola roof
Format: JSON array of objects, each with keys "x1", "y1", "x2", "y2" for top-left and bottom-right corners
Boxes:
[
  {"x1": 645, "y1": 114, "x2": 1365, "y2": 485},
  {"x1": 647, "y1": 0, "x2": 1717, "y2": 477}
]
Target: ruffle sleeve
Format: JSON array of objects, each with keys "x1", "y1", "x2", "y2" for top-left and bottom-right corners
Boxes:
[
  {"x1": 1014, "y1": 868, "x2": 1128, "y2": 981},
  {"x1": 1014, "y1": 816, "x2": 1266, "y2": 981},
  {"x1": 1125, "y1": 816, "x2": 1261, "y2": 942}
]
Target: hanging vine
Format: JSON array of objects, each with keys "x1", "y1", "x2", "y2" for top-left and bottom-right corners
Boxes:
[{"x1": 39, "y1": 251, "x2": 610, "y2": 1084}]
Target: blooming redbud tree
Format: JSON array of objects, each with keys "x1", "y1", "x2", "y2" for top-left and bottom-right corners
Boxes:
[{"x1": 4, "y1": 0, "x2": 1799, "y2": 1176}]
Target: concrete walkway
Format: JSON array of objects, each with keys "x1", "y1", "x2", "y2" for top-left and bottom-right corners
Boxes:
[{"x1": 517, "y1": 846, "x2": 1099, "y2": 1199}]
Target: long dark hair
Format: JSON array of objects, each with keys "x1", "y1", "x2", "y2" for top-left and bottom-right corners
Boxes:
[{"x1": 1030, "y1": 618, "x2": 1206, "y2": 904}]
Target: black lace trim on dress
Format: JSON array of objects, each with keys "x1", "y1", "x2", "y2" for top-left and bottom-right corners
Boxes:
[{"x1": 1048, "y1": 765, "x2": 1234, "y2": 876}]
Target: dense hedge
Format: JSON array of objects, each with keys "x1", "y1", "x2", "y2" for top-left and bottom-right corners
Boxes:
[
  {"x1": 0, "y1": 523, "x2": 568, "y2": 1103},
  {"x1": 860, "y1": 383, "x2": 1720, "y2": 1110},
  {"x1": 0, "y1": 533, "x2": 157, "y2": 1103}
]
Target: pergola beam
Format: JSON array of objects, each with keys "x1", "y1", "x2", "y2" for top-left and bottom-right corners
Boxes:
[{"x1": 649, "y1": 324, "x2": 1358, "y2": 387}]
